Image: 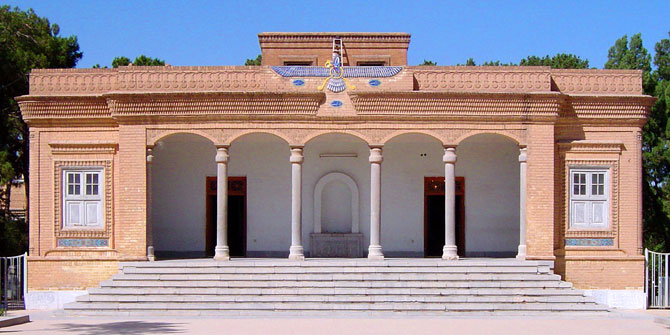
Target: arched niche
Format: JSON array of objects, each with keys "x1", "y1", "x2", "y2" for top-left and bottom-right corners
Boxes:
[{"x1": 313, "y1": 172, "x2": 360, "y2": 234}]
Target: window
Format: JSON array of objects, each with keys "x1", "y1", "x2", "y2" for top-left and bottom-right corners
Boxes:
[
  {"x1": 570, "y1": 169, "x2": 608, "y2": 229},
  {"x1": 284, "y1": 61, "x2": 313, "y2": 66},
  {"x1": 63, "y1": 169, "x2": 104, "y2": 228},
  {"x1": 357, "y1": 61, "x2": 386, "y2": 66}
]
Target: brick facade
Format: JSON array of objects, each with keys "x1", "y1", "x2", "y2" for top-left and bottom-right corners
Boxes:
[{"x1": 18, "y1": 32, "x2": 654, "y2": 291}]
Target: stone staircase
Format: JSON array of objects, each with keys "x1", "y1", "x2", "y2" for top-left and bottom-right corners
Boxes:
[{"x1": 63, "y1": 258, "x2": 609, "y2": 316}]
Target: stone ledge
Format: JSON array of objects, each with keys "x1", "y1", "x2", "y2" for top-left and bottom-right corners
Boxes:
[{"x1": 0, "y1": 315, "x2": 30, "y2": 328}]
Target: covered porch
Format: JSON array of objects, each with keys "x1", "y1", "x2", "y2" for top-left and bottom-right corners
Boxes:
[{"x1": 146, "y1": 129, "x2": 529, "y2": 261}]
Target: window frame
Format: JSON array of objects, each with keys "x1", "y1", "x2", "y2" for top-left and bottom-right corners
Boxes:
[
  {"x1": 62, "y1": 167, "x2": 104, "y2": 229},
  {"x1": 569, "y1": 168, "x2": 610, "y2": 230}
]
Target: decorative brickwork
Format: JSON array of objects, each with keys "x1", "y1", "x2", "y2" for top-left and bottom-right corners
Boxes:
[{"x1": 53, "y1": 160, "x2": 113, "y2": 240}]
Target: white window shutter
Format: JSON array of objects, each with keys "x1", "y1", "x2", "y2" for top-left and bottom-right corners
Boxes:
[
  {"x1": 591, "y1": 201, "x2": 606, "y2": 226},
  {"x1": 572, "y1": 202, "x2": 587, "y2": 225},
  {"x1": 85, "y1": 202, "x2": 100, "y2": 226},
  {"x1": 66, "y1": 201, "x2": 83, "y2": 226}
]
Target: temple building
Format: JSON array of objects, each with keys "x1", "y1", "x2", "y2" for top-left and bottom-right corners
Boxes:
[{"x1": 18, "y1": 32, "x2": 654, "y2": 309}]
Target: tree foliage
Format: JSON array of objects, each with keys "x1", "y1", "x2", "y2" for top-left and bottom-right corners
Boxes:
[
  {"x1": 0, "y1": 5, "x2": 82, "y2": 255},
  {"x1": 605, "y1": 33, "x2": 655, "y2": 94},
  {"x1": 419, "y1": 59, "x2": 437, "y2": 66},
  {"x1": 602, "y1": 32, "x2": 670, "y2": 252},
  {"x1": 111, "y1": 55, "x2": 164, "y2": 68},
  {"x1": 244, "y1": 54, "x2": 262, "y2": 66},
  {"x1": 461, "y1": 54, "x2": 589, "y2": 68},
  {"x1": 519, "y1": 54, "x2": 589, "y2": 69}
]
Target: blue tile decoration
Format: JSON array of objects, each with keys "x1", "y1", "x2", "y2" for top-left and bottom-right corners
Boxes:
[
  {"x1": 330, "y1": 100, "x2": 343, "y2": 108},
  {"x1": 369, "y1": 79, "x2": 381, "y2": 87},
  {"x1": 272, "y1": 66, "x2": 402, "y2": 78},
  {"x1": 58, "y1": 238, "x2": 109, "y2": 247},
  {"x1": 565, "y1": 238, "x2": 613, "y2": 247},
  {"x1": 292, "y1": 79, "x2": 305, "y2": 86}
]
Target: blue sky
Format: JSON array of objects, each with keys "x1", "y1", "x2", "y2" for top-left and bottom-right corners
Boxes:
[{"x1": 5, "y1": 1, "x2": 670, "y2": 69}]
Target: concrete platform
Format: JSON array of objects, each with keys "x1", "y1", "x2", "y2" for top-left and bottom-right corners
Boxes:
[{"x1": 4, "y1": 309, "x2": 670, "y2": 335}]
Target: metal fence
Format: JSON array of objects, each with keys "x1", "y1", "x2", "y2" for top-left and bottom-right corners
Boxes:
[
  {"x1": 646, "y1": 248, "x2": 670, "y2": 308},
  {"x1": 1, "y1": 253, "x2": 27, "y2": 311}
]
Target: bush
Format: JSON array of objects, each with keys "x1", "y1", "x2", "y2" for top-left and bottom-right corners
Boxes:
[{"x1": 0, "y1": 216, "x2": 27, "y2": 257}]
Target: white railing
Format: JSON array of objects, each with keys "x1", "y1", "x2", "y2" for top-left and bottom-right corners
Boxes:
[
  {"x1": 1, "y1": 252, "x2": 27, "y2": 310},
  {"x1": 646, "y1": 249, "x2": 670, "y2": 308}
]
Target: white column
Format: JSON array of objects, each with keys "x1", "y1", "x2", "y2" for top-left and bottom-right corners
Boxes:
[
  {"x1": 368, "y1": 146, "x2": 384, "y2": 259},
  {"x1": 443, "y1": 146, "x2": 458, "y2": 260},
  {"x1": 214, "y1": 146, "x2": 230, "y2": 260},
  {"x1": 516, "y1": 146, "x2": 528, "y2": 260},
  {"x1": 146, "y1": 147, "x2": 155, "y2": 261},
  {"x1": 289, "y1": 147, "x2": 305, "y2": 260}
]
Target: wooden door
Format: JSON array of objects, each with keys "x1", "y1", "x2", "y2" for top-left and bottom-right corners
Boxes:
[
  {"x1": 206, "y1": 176, "x2": 246, "y2": 257},
  {"x1": 424, "y1": 177, "x2": 465, "y2": 257}
]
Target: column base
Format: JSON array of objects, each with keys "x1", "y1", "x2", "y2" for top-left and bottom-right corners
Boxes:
[
  {"x1": 516, "y1": 244, "x2": 527, "y2": 260},
  {"x1": 368, "y1": 245, "x2": 384, "y2": 260},
  {"x1": 213, "y1": 246, "x2": 230, "y2": 261},
  {"x1": 288, "y1": 245, "x2": 305, "y2": 261},
  {"x1": 147, "y1": 246, "x2": 155, "y2": 262},
  {"x1": 442, "y1": 245, "x2": 459, "y2": 260}
]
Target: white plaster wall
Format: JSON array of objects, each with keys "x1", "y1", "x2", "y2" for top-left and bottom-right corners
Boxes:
[
  {"x1": 303, "y1": 134, "x2": 371, "y2": 253},
  {"x1": 151, "y1": 132, "x2": 519, "y2": 257},
  {"x1": 456, "y1": 134, "x2": 520, "y2": 255},
  {"x1": 381, "y1": 134, "x2": 444, "y2": 255},
  {"x1": 228, "y1": 133, "x2": 291, "y2": 253},
  {"x1": 152, "y1": 133, "x2": 216, "y2": 253},
  {"x1": 321, "y1": 180, "x2": 353, "y2": 233}
]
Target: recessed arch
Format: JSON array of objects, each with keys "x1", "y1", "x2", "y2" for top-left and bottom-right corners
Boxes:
[
  {"x1": 302, "y1": 130, "x2": 370, "y2": 146},
  {"x1": 382, "y1": 130, "x2": 444, "y2": 145},
  {"x1": 455, "y1": 130, "x2": 522, "y2": 146},
  {"x1": 229, "y1": 129, "x2": 291, "y2": 146},
  {"x1": 313, "y1": 172, "x2": 360, "y2": 234}
]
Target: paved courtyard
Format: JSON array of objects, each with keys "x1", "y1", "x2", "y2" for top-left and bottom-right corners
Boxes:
[{"x1": 1, "y1": 310, "x2": 669, "y2": 335}]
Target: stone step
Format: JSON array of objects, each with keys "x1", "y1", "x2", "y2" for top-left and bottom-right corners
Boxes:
[
  {"x1": 87, "y1": 286, "x2": 583, "y2": 296},
  {"x1": 76, "y1": 293, "x2": 595, "y2": 304},
  {"x1": 63, "y1": 301, "x2": 608, "y2": 312},
  {"x1": 65, "y1": 260, "x2": 607, "y2": 316},
  {"x1": 111, "y1": 273, "x2": 562, "y2": 281},
  {"x1": 119, "y1": 259, "x2": 551, "y2": 269},
  {"x1": 120, "y1": 265, "x2": 548, "y2": 275},
  {"x1": 99, "y1": 279, "x2": 573, "y2": 289}
]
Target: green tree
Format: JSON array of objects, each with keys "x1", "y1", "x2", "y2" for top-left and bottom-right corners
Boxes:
[
  {"x1": 244, "y1": 54, "x2": 262, "y2": 66},
  {"x1": 111, "y1": 56, "x2": 130, "y2": 67},
  {"x1": 604, "y1": 32, "x2": 670, "y2": 252},
  {"x1": 519, "y1": 54, "x2": 590, "y2": 69},
  {"x1": 0, "y1": 5, "x2": 82, "y2": 255},
  {"x1": 642, "y1": 33, "x2": 670, "y2": 251},
  {"x1": 605, "y1": 33, "x2": 654, "y2": 94},
  {"x1": 111, "y1": 55, "x2": 164, "y2": 68},
  {"x1": 419, "y1": 59, "x2": 437, "y2": 66}
]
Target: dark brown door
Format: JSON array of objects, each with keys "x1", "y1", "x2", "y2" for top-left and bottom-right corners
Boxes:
[
  {"x1": 206, "y1": 177, "x2": 246, "y2": 257},
  {"x1": 424, "y1": 177, "x2": 465, "y2": 257}
]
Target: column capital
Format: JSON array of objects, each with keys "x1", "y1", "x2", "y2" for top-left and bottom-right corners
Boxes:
[
  {"x1": 146, "y1": 146, "x2": 154, "y2": 164},
  {"x1": 290, "y1": 147, "x2": 304, "y2": 164},
  {"x1": 215, "y1": 146, "x2": 229, "y2": 163},
  {"x1": 443, "y1": 147, "x2": 457, "y2": 164},
  {"x1": 519, "y1": 147, "x2": 527, "y2": 163},
  {"x1": 369, "y1": 146, "x2": 383, "y2": 164}
]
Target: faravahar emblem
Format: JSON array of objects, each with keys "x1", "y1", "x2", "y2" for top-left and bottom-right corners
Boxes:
[{"x1": 272, "y1": 51, "x2": 403, "y2": 93}]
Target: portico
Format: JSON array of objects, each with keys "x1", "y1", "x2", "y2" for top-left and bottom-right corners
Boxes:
[{"x1": 144, "y1": 127, "x2": 529, "y2": 261}]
